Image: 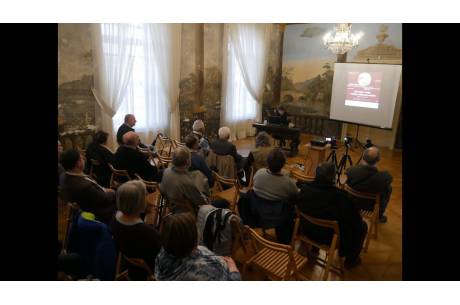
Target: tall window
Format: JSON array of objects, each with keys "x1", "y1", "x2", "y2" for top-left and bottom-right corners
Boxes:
[
  {"x1": 226, "y1": 42, "x2": 257, "y2": 121},
  {"x1": 222, "y1": 24, "x2": 271, "y2": 140},
  {"x1": 102, "y1": 24, "x2": 169, "y2": 143}
]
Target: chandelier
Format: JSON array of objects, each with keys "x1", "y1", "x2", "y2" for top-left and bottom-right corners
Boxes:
[{"x1": 323, "y1": 23, "x2": 364, "y2": 55}]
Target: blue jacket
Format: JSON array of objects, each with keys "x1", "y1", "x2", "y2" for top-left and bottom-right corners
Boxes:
[{"x1": 67, "y1": 212, "x2": 117, "y2": 280}]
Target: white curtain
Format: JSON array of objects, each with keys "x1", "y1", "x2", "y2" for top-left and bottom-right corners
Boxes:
[
  {"x1": 91, "y1": 23, "x2": 137, "y2": 150},
  {"x1": 93, "y1": 23, "x2": 182, "y2": 149},
  {"x1": 147, "y1": 24, "x2": 182, "y2": 141},
  {"x1": 221, "y1": 23, "x2": 272, "y2": 140}
]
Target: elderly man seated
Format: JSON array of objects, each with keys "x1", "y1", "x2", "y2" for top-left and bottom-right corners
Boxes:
[
  {"x1": 345, "y1": 146, "x2": 393, "y2": 223},
  {"x1": 114, "y1": 131, "x2": 161, "y2": 183},
  {"x1": 59, "y1": 149, "x2": 116, "y2": 225},
  {"x1": 116, "y1": 114, "x2": 156, "y2": 151},
  {"x1": 160, "y1": 146, "x2": 228, "y2": 214},
  {"x1": 210, "y1": 127, "x2": 246, "y2": 182}
]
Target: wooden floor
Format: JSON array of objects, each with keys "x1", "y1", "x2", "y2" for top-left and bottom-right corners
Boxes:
[{"x1": 233, "y1": 134, "x2": 402, "y2": 280}]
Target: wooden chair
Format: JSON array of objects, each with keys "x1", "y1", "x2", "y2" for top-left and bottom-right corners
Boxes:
[
  {"x1": 243, "y1": 226, "x2": 308, "y2": 280},
  {"x1": 291, "y1": 209, "x2": 344, "y2": 280},
  {"x1": 89, "y1": 158, "x2": 101, "y2": 179},
  {"x1": 134, "y1": 174, "x2": 161, "y2": 226},
  {"x1": 344, "y1": 184, "x2": 381, "y2": 253},
  {"x1": 211, "y1": 171, "x2": 240, "y2": 213},
  {"x1": 108, "y1": 163, "x2": 131, "y2": 189},
  {"x1": 172, "y1": 139, "x2": 186, "y2": 149},
  {"x1": 60, "y1": 202, "x2": 80, "y2": 254},
  {"x1": 156, "y1": 133, "x2": 173, "y2": 157},
  {"x1": 115, "y1": 252, "x2": 155, "y2": 280},
  {"x1": 155, "y1": 154, "x2": 172, "y2": 170},
  {"x1": 290, "y1": 169, "x2": 315, "y2": 183}
]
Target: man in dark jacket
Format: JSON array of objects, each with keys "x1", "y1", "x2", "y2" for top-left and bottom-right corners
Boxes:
[
  {"x1": 116, "y1": 114, "x2": 155, "y2": 148},
  {"x1": 85, "y1": 130, "x2": 115, "y2": 187},
  {"x1": 210, "y1": 126, "x2": 244, "y2": 170},
  {"x1": 294, "y1": 162, "x2": 367, "y2": 269},
  {"x1": 345, "y1": 146, "x2": 393, "y2": 223},
  {"x1": 59, "y1": 149, "x2": 116, "y2": 225},
  {"x1": 114, "y1": 131, "x2": 161, "y2": 182}
]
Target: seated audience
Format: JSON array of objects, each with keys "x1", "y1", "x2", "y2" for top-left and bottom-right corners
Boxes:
[
  {"x1": 185, "y1": 134, "x2": 214, "y2": 187},
  {"x1": 160, "y1": 146, "x2": 228, "y2": 213},
  {"x1": 252, "y1": 148, "x2": 298, "y2": 202},
  {"x1": 345, "y1": 146, "x2": 393, "y2": 223},
  {"x1": 243, "y1": 148, "x2": 298, "y2": 244},
  {"x1": 116, "y1": 114, "x2": 154, "y2": 148},
  {"x1": 112, "y1": 180, "x2": 161, "y2": 280},
  {"x1": 59, "y1": 149, "x2": 116, "y2": 225},
  {"x1": 210, "y1": 126, "x2": 244, "y2": 171},
  {"x1": 294, "y1": 162, "x2": 367, "y2": 269},
  {"x1": 245, "y1": 131, "x2": 272, "y2": 173},
  {"x1": 85, "y1": 130, "x2": 115, "y2": 187},
  {"x1": 192, "y1": 119, "x2": 210, "y2": 151},
  {"x1": 155, "y1": 212, "x2": 241, "y2": 280},
  {"x1": 114, "y1": 131, "x2": 161, "y2": 182}
]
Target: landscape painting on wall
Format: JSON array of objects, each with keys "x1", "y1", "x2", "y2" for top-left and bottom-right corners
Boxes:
[
  {"x1": 281, "y1": 24, "x2": 336, "y2": 118},
  {"x1": 281, "y1": 23, "x2": 402, "y2": 119}
]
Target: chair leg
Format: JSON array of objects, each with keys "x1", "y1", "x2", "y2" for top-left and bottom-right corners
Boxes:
[
  {"x1": 363, "y1": 227, "x2": 371, "y2": 253},
  {"x1": 323, "y1": 250, "x2": 334, "y2": 281},
  {"x1": 374, "y1": 219, "x2": 378, "y2": 239}
]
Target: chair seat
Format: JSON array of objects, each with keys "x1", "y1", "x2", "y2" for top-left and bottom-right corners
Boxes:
[
  {"x1": 251, "y1": 247, "x2": 307, "y2": 279},
  {"x1": 214, "y1": 187, "x2": 237, "y2": 204}
]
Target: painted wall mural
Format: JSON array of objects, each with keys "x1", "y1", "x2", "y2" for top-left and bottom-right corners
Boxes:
[{"x1": 280, "y1": 23, "x2": 402, "y2": 118}]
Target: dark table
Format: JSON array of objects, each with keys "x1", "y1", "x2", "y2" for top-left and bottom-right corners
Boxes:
[{"x1": 252, "y1": 123, "x2": 300, "y2": 156}]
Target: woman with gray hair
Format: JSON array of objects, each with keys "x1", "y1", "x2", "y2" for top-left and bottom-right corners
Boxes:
[
  {"x1": 192, "y1": 119, "x2": 210, "y2": 151},
  {"x1": 112, "y1": 180, "x2": 161, "y2": 280}
]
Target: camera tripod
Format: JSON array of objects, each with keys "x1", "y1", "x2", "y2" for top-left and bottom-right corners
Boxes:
[
  {"x1": 335, "y1": 143, "x2": 353, "y2": 184},
  {"x1": 326, "y1": 146, "x2": 339, "y2": 169}
]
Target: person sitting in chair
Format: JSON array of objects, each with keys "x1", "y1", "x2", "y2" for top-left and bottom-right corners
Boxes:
[
  {"x1": 155, "y1": 212, "x2": 241, "y2": 280},
  {"x1": 345, "y1": 146, "x2": 393, "y2": 223},
  {"x1": 85, "y1": 130, "x2": 115, "y2": 187},
  {"x1": 294, "y1": 162, "x2": 367, "y2": 269},
  {"x1": 191, "y1": 119, "x2": 210, "y2": 152},
  {"x1": 59, "y1": 149, "x2": 116, "y2": 225},
  {"x1": 116, "y1": 114, "x2": 155, "y2": 149},
  {"x1": 112, "y1": 180, "x2": 161, "y2": 280},
  {"x1": 114, "y1": 131, "x2": 161, "y2": 183}
]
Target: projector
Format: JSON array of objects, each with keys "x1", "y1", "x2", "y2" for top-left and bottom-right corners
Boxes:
[{"x1": 310, "y1": 138, "x2": 327, "y2": 147}]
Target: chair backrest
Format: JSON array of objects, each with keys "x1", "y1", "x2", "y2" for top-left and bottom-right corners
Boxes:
[
  {"x1": 290, "y1": 169, "x2": 315, "y2": 183},
  {"x1": 116, "y1": 253, "x2": 155, "y2": 280},
  {"x1": 156, "y1": 133, "x2": 173, "y2": 157},
  {"x1": 108, "y1": 163, "x2": 131, "y2": 189},
  {"x1": 212, "y1": 171, "x2": 240, "y2": 211},
  {"x1": 172, "y1": 139, "x2": 186, "y2": 149},
  {"x1": 246, "y1": 225, "x2": 299, "y2": 279},
  {"x1": 291, "y1": 209, "x2": 340, "y2": 252},
  {"x1": 134, "y1": 173, "x2": 159, "y2": 192},
  {"x1": 156, "y1": 154, "x2": 172, "y2": 169},
  {"x1": 62, "y1": 202, "x2": 80, "y2": 254},
  {"x1": 207, "y1": 150, "x2": 237, "y2": 179},
  {"x1": 89, "y1": 158, "x2": 101, "y2": 178},
  {"x1": 344, "y1": 184, "x2": 381, "y2": 217}
]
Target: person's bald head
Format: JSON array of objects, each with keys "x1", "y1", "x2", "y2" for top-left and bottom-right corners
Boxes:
[
  {"x1": 363, "y1": 146, "x2": 380, "y2": 166},
  {"x1": 123, "y1": 131, "x2": 140, "y2": 147}
]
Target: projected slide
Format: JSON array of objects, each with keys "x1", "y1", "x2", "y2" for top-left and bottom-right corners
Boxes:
[
  {"x1": 345, "y1": 72, "x2": 382, "y2": 109},
  {"x1": 330, "y1": 63, "x2": 401, "y2": 129}
]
